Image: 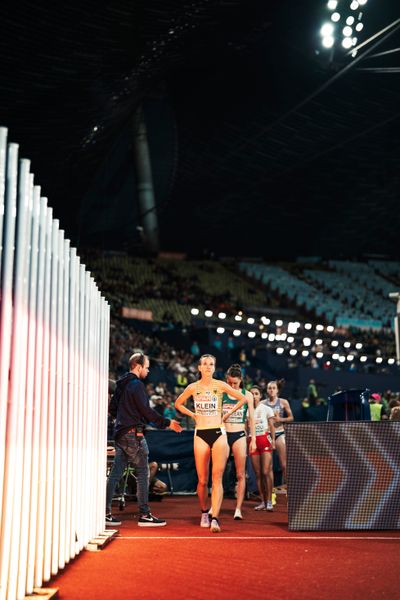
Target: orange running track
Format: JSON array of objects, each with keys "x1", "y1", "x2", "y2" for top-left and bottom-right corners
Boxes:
[{"x1": 50, "y1": 495, "x2": 400, "y2": 599}]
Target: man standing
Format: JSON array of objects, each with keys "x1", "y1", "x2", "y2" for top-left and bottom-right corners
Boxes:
[{"x1": 106, "y1": 352, "x2": 182, "y2": 527}]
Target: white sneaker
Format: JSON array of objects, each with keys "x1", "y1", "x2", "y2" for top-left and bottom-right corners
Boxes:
[
  {"x1": 234, "y1": 508, "x2": 243, "y2": 520},
  {"x1": 254, "y1": 502, "x2": 266, "y2": 511},
  {"x1": 200, "y1": 512, "x2": 211, "y2": 528},
  {"x1": 210, "y1": 518, "x2": 221, "y2": 533},
  {"x1": 266, "y1": 501, "x2": 273, "y2": 511}
]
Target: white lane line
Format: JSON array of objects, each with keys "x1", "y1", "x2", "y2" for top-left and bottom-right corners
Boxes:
[{"x1": 116, "y1": 536, "x2": 400, "y2": 540}]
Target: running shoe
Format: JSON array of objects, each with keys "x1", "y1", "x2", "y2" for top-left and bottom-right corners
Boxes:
[
  {"x1": 200, "y1": 512, "x2": 211, "y2": 528},
  {"x1": 105, "y1": 514, "x2": 121, "y2": 526},
  {"x1": 254, "y1": 502, "x2": 266, "y2": 511},
  {"x1": 210, "y1": 517, "x2": 221, "y2": 533},
  {"x1": 233, "y1": 508, "x2": 243, "y2": 520},
  {"x1": 266, "y1": 501, "x2": 273, "y2": 511},
  {"x1": 138, "y1": 513, "x2": 167, "y2": 527}
]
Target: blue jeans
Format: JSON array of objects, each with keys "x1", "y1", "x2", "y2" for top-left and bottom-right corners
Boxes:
[{"x1": 106, "y1": 433, "x2": 150, "y2": 515}]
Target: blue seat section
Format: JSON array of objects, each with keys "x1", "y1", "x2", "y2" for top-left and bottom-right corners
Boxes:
[{"x1": 239, "y1": 260, "x2": 399, "y2": 330}]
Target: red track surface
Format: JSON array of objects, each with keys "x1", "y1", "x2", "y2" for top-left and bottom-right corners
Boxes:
[{"x1": 51, "y1": 495, "x2": 400, "y2": 599}]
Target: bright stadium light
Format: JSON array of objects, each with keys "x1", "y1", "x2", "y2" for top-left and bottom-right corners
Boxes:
[
  {"x1": 327, "y1": 325, "x2": 335, "y2": 332},
  {"x1": 261, "y1": 316, "x2": 270, "y2": 325},
  {"x1": 276, "y1": 347, "x2": 284, "y2": 355},
  {"x1": 360, "y1": 356, "x2": 368, "y2": 362},
  {"x1": 327, "y1": 0, "x2": 338, "y2": 9},
  {"x1": 287, "y1": 322, "x2": 298, "y2": 334},
  {"x1": 216, "y1": 327, "x2": 225, "y2": 334},
  {"x1": 343, "y1": 26, "x2": 353, "y2": 36},
  {"x1": 376, "y1": 357, "x2": 383, "y2": 364},
  {"x1": 355, "y1": 22, "x2": 364, "y2": 31},
  {"x1": 332, "y1": 353, "x2": 339, "y2": 360},
  {"x1": 358, "y1": 0, "x2": 367, "y2": 5},
  {"x1": 233, "y1": 329, "x2": 241, "y2": 337},
  {"x1": 344, "y1": 341, "x2": 351, "y2": 348},
  {"x1": 322, "y1": 36, "x2": 335, "y2": 48},
  {"x1": 355, "y1": 342, "x2": 363, "y2": 349},
  {"x1": 289, "y1": 349, "x2": 298, "y2": 356},
  {"x1": 287, "y1": 336, "x2": 294, "y2": 343},
  {"x1": 331, "y1": 12, "x2": 341, "y2": 22},
  {"x1": 350, "y1": 1, "x2": 359, "y2": 9},
  {"x1": 303, "y1": 337, "x2": 311, "y2": 346},
  {"x1": 276, "y1": 319, "x2": 283, "y2": 327},
  {"x1": 316, "y1": 352, "x2": 324, "y2": 359},
  {"x1": 261, "y1": 332, "x2": 268, "y2": 339},
  {"x1": 346, "y1": 16, "x2": 355, "y2": 25},
  {"x1": 316, "y1": 324, "x2": 324, "y2": 331},
  {"x1": 304, "y1": 323, "x2": 312, "y2": 330},
  {"x1": 248, "y1": 331, "x2": 256, "y2": 338},
  {"x1": 218, "y1": 312, "x2": 226, "y2": 319},
  {"x1": 268, "y1": 333, "x2": 275, "y2": 341},
  {"x1": 347, "y1": 355, "x2": 354, "y2": 361},
  {"x1": 247, "y1": 317, "x2": 255, "y2": 325},
  {"x1": 204, "y1": 310, "x2": 213, "y2": 317},
  {"x1": 321, "y1": 23, "x2": 334, "y2": 37},
  {"x1": 342, "y1": 37, "x2": 353, "y2": 48},
  {"x1": 339, "y1": 356, "x2": 346, "y2": 363},
  {"x1": 315, "y1": 339, "x2": 323, "y2": 345},
  {"x1": 234, "y1": 314, "x2": 242, "y2": 321},
  {"x1": 191, "y1": 308, "x2": 200, "y2": 315},
  {"x1": 331, "y1": 340, "x2": 339, "y2": 347},
  {"x1": 302, "y1": 350, "x2": 309, "y2": 357},
  {"x1": 280, "y1": 333, "x2": 287, "y2": 341},
  {"x1": 388, "y1": 358, "x2": 395, "y2": 365}
]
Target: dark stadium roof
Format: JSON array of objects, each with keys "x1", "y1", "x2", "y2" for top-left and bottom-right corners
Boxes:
[{"x1": 1, "y1": 0, "x2": 399, "y2": 259}]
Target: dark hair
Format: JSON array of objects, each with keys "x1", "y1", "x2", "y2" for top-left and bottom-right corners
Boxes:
[
  {"x1": 226, "y1": 363, "x2": 243, "y2": 381},
  {"x1": 198, "y1": 353, "x2": 216, "y2": 366},
  {"x1": 250, "y1": 385, "x2": 262, "y2": 394},
  {"x1": 267, "y1": 378, "x2": 285, "y2": 392},
  {"x1": 129, "y1": 352, "x2": 147, "y2": 369}
]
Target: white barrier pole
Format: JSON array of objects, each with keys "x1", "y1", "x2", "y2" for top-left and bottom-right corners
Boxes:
[
  {"x1": 26, "y1": 197, "x2": 48, "y2": 594},
  {"x1": 0, "y1": 127, "x2": 7, "y2": 268},
  {"x1": 0, "y1": 143, "x2": 18, "y2": 559},
  {"x1": 16, "y1": 183, "x2": 41, "y2": 600},
  {"x1": 0, "y1": 159, "x2": 31, "y2": 600},
  {"x1": 34, "y1": 207, "x2": 53, "y2": 588}
]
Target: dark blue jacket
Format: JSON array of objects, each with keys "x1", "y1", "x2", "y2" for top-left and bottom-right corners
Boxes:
[{"x1": 113, "y1": 372, "x2": 171, "y2": 439}]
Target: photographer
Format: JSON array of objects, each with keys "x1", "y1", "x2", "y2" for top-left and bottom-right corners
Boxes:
[{"x1": 106, "y1": 352, "x2": 182, "y2": 527}]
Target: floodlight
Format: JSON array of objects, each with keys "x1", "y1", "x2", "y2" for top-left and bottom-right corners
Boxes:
[
  {"x1": 360, "y1": 356, "x2": 367, "y2": 362},
  {"x1": 321, "y1": 23, "x2": 334, "y2": 37},
  {"x1": 248, "y1": 331, "x2": 256, "y2": 338},
  {"x1": 331, "y1": 12, "x2": 341, "y2": 22},
  {"x1": 287, "y1": 322, "x2": 298, "y2": 334},
  {"x1": 347, "y1": 355, "x2": 354, "y2": 361},
  {"x1": 303, "y1": 337, "x2": 311, "y2": 346},
  {"x1": 268, "y1": 333, "x2": 275, "y2": 341},
  {"x1": 261, "y1": 316, "x2": 270, "y2": 325},
  {"x1": 376, "y1": 357, "x2": 383, "y2": 364},
  {"x1": 304, "y1": 323, "x2": 312, "y2": 330},
  {"x1": 287, "y1": 336, "x2": 294, "y2": 343},
  {"x1": 302, "y1": 350, "x2": 309, "y2": 357},
  {"x1": 204, "y1": 310, "x2": 213, "y2": 317},
  {"x1": 346, "y1": 16, "x2": 355, "y2": 25},
  {"x1": 289, "y1": 349, "x2": 298, "y2": 356},
  {"x1": 327, "y1": 0, "x2": 338, "y2": 9},
  {"x1": 280, "y1": 333, "x2": 287, "y2": 341},
  {"x1": 261, "y1": 332, "x2": 268, "y2": 339},
  {"x1": 326, "y1": 325, "x2": 334, "y2": 332},
  {"x1": 316, "y1": 324, "x2": 324, "y2": 331},
  {"x1": 355, "y1": 342, "x2": 363, "y2": 349},
  {"x1": 191, "y1": 308, "x2": 199, "y2": 315},
  {"x1": 350, "y1": 1, "x2": 359, "y2": 10},
  {"x1": 276, "y1": 319, "x2": 283, "y2": 327},
  {"x1": 234, "y1": 314, "x2": 242, "y2": 321},
  {"x1": 216, "y1": 327, "x2": 225, "y2": 334},
  {"x1": 332, "y1": 353, "x2": 339, "y2": 360},
  {"x1": 315, "y1": 339, "x2": 323, "y2": 345},
  {"x1": 339, "y1": 356, "x2": 346, "y2": 363},
  {"x1": 342, "y1": 37, "x2": 353, "y2": 48},
  {"x1": 276, "y1": 347, "x2": 284, "y2": 355},
  {"x1": 247, "y1": 317, "x2": 255, "y2": 324},
  {"x1": 355, "y1": 22, "x2": 363, "y2": 31},
  {"x1": 331, "y1": 340, "x2": 339, "y2": 347},
  {"x1": 343, "y1": 26, "x2": 353, "y2": 36},
  {"x1": 358, "y1": 0, "x2": 367, "y2": 5},
  {"x1": 316, "y1": 352, "x2": 323, "y2": 359},
  {"x1": 233, "y1": 329, "x2": 241, "y2": 337},
  {"x1": 343, "y1": 342, "x2": 351, "y2": 348},
  {"x1": 388, "y1": 358, "x2": 395, "y2": 365},
  {"x1": 322, "y1": 36, "x2": 335, "y2": 48},
  {"x1": 218, "y1": 312, "x2": 226, "y2": 319}
]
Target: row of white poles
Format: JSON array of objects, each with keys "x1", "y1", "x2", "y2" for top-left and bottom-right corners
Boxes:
[{"x1": 0, "y1": 127, "x2": 110, "y2": 600}]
